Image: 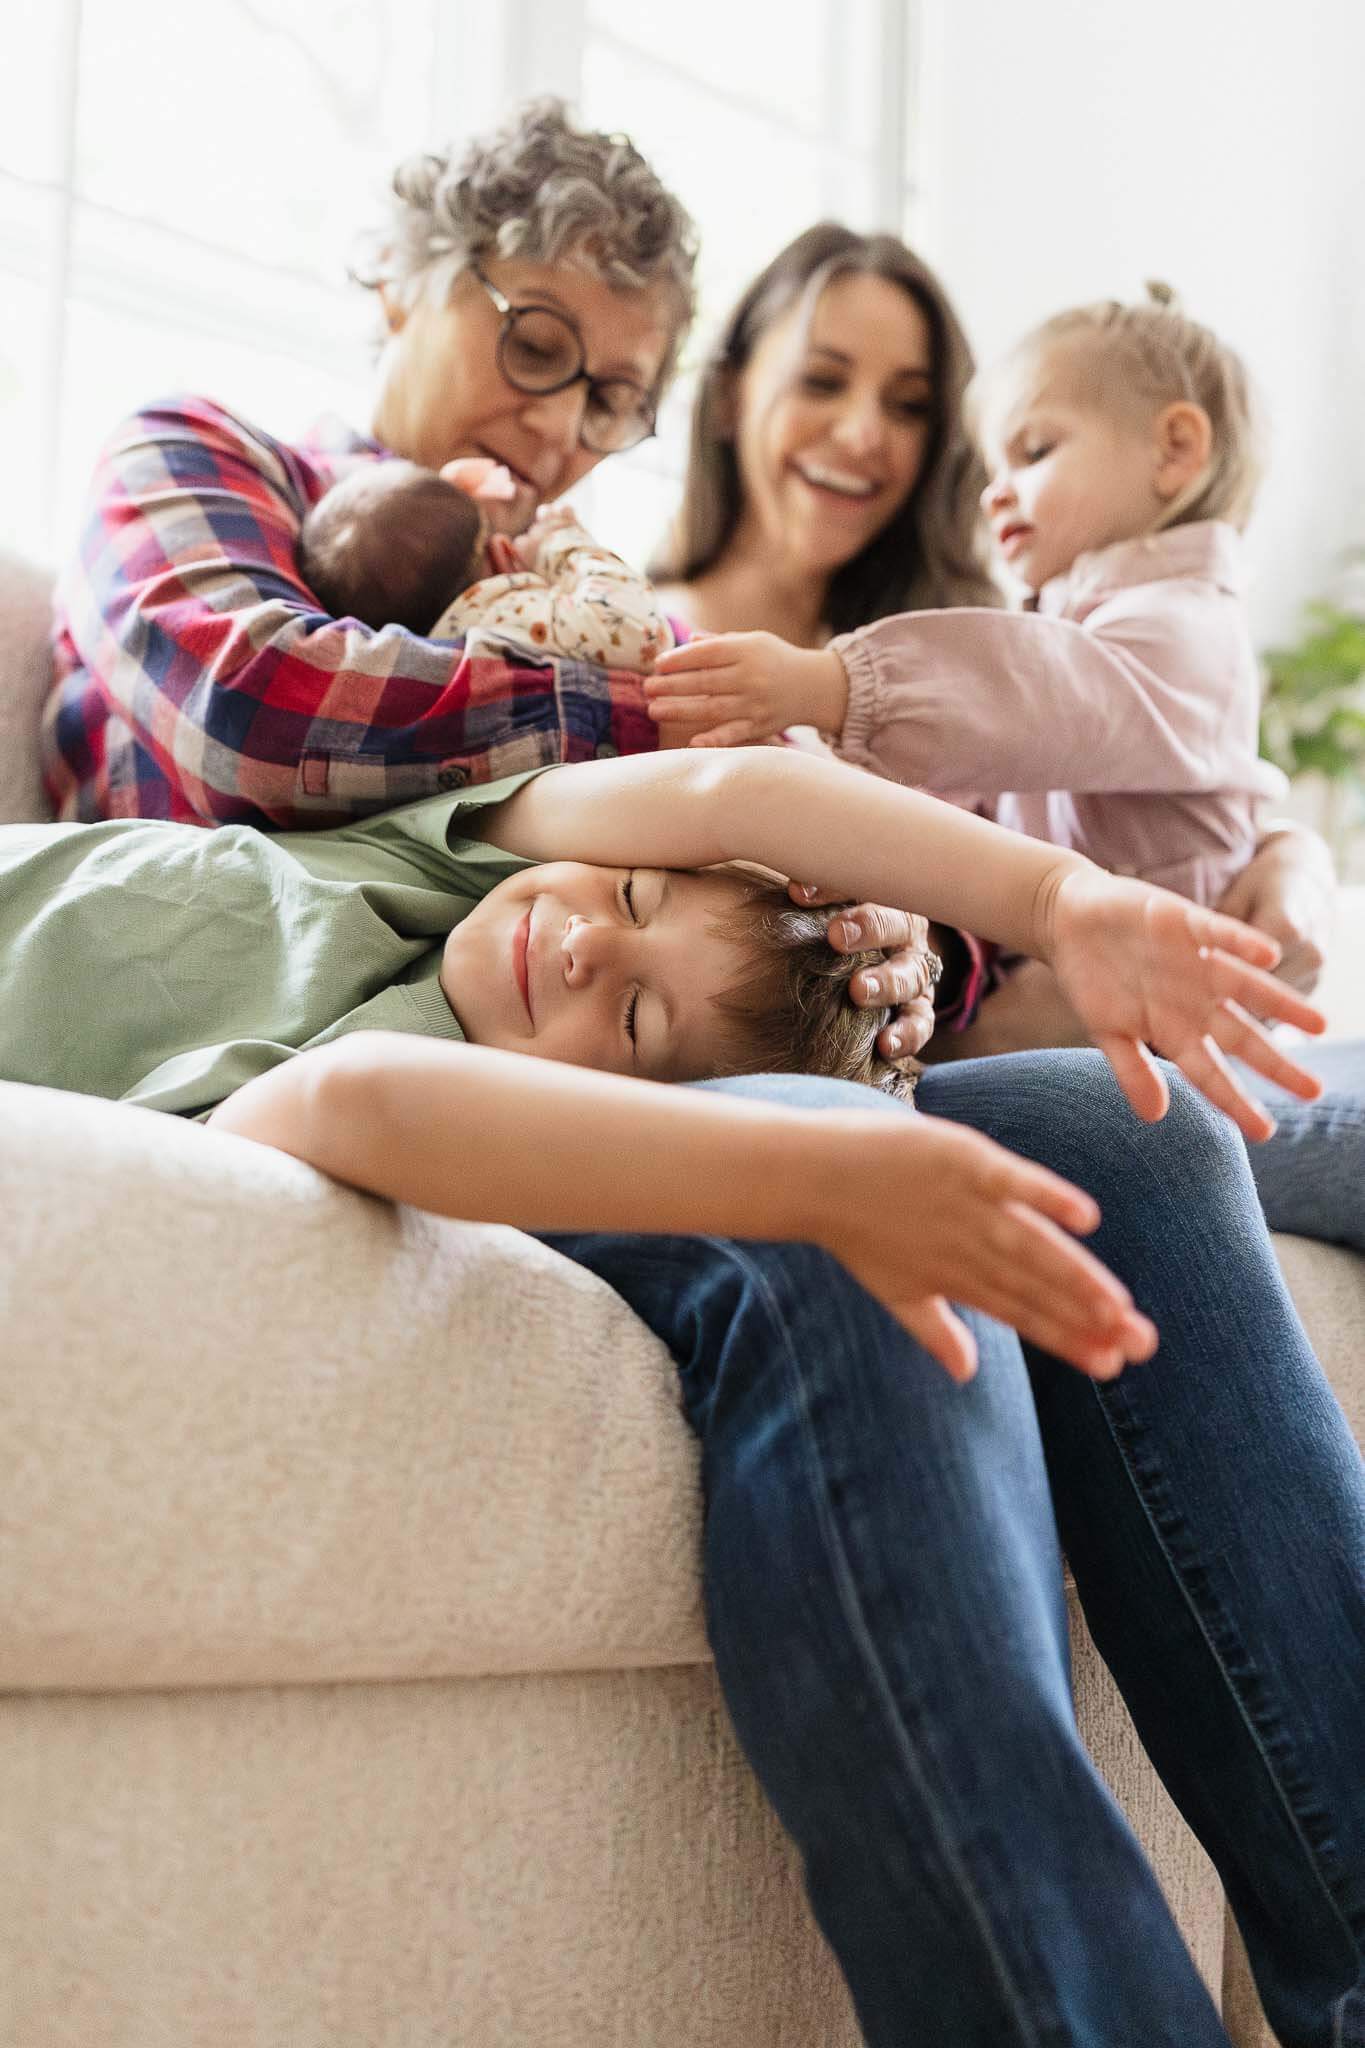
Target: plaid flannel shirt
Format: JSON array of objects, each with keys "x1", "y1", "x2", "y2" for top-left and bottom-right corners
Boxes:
[
  {"x1": 43, "y1": 396, "x2": 659, "y2": 829},
  {"x1": 42, "y1": 394, "x2": 994, "y2": 1030}
]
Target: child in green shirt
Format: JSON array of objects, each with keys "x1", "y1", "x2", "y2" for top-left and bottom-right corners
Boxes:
[{"x1": 4, "y1": 742, "x2": 1323, "y2": 1381}]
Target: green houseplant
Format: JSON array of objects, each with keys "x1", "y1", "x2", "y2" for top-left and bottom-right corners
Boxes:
[{"x1": 1260, "y1": 556, "x2": 1365, "y2": 859}]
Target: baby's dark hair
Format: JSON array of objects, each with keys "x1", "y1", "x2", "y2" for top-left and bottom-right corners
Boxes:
[
  {"x1": 299, "y1": 460, "x2": 487, "y2": 632},
  {"x1": 705, "y1": 871, "x2": 920, "y2": 1099}
]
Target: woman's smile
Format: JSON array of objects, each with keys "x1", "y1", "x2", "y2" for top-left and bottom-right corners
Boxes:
[{"x1": 790, "y1": 457, "x2": 885, "y2": 509}]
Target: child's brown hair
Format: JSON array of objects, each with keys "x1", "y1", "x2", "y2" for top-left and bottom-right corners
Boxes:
[{"x1": 705, "y1": 872, "x2": 921, "y2": 1100}]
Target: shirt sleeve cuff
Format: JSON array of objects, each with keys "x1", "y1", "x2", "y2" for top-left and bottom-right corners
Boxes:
[{"x1": 827, "y1": 628, "x2": 883, "y2": 766}]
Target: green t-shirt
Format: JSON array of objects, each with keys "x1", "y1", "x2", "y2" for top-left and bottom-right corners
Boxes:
[{"x1": 0, "y1": 771, "x2": 545, "y2": 1117}]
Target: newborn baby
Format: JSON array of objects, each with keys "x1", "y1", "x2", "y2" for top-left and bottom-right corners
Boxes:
[{"x1": 299, "y1": 457, "x2": 675, "y2": 671}]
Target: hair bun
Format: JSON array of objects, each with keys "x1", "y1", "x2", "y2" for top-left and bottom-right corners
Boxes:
[{"x1": 1144, "y1": 279, "x2": 1180, "y2": 310}]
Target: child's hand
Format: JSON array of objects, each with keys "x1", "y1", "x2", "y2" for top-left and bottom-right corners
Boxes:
[
  {"x1": 646, "y1": 632, "x2": 849, "y2": 745},
  {"x1": 1045, "y1": 866, "x2": 1328, "y2": 1138},
  {"x1": 817, "y1": 1113, "x2": 1157, "y2": 1383}
]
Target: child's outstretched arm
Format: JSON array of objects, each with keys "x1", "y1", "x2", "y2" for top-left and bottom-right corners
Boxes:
[
  {"x1": 644, "y1": 607, "x2": 1262, "y2": 798},
  {"x1": 208, "y1": 1033, "x2": 1155, "y2": 1386},
  {"x1": 476, "y1": 747, "x2": 1326, "y2": 1136}
]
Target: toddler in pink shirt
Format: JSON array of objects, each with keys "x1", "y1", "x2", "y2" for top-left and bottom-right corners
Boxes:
[{"x1": 646, "y1": 287, "x2": 1283, "y2": 906}]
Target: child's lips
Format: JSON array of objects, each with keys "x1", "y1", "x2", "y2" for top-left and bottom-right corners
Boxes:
[
  {"x1": 996, "y1": 522, "x2": 1033, "y2": 559},
  {"x1": 514, "y1": 908, "x2": 534, "y2": 1022}
]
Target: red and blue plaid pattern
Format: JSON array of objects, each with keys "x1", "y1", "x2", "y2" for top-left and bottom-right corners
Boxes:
[{"x1": 43, "y1": 397, "x2": 660, "y2": 829}]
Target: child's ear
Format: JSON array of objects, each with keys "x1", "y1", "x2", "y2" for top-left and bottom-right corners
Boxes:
[{"x1": 1153, "y1": 401, "x2": 1213, "y2": 500}]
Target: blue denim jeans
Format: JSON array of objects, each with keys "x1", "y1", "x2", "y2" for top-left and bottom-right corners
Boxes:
[
  {"x1": 544, "y1": 1052, "x2": 1365, "y2": 2047},
  {"x1": 1244, "y1": 1036, "x2": 1365, "y2": 1249}
]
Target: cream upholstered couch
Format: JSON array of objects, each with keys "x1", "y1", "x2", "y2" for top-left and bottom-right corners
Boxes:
[{"x1": 1, "y1": 548, "x2": 1362, "y2": 2048}]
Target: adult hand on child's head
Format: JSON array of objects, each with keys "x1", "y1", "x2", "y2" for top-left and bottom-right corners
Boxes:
[
  {"x1": 646, "y1": 633, "x2": 849, "y2": 747},
  {"x1": 1043, "y1": 864, "x2": 1329, "y2": 1140},
  {"x1": 791, "y1": 886, "x2": 941, "y2": 1059},
  {"x1": 1215, "y1": 825, "x2": 1335, "y2": 996}
]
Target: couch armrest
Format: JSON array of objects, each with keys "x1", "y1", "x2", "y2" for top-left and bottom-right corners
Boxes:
[{"x1": 0, "y1": 1081, "x2": 706, "y2": 1694}]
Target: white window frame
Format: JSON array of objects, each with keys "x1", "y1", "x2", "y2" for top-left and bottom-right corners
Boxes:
[{"x1": 9, "y1": 0, "x2": 923, "y2": 553}]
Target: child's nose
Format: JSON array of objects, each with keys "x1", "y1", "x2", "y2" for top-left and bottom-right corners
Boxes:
[
  {"x1": 561, "y1": 913, "x2": 619, "y2": 988},
  {"x1": 981, "y1": 473, "x2": 1013, "y2": 517}
]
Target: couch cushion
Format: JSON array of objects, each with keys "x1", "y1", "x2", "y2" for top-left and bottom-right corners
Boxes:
[
  {"x1": 3, "y1": 1087, "x2": 1361, "y2": 1701},
  {"x1": 0, "y1": 1081, "x2": 707, "y2": 1692},
  {"x1": 0, "y1": 550, "x2": 56, "y2": 824},
  {"x1": 1273, "y1": 1234, "x2": 1365, "y2": 1447}
]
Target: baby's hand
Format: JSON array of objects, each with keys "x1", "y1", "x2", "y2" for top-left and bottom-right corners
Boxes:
[
  {"x1": 1045, "y1": 865, "x2": 1328, "y2": 1138},
  {"x1": 438, "y1": 457, "x2": 518, "y2": 503},
  {"x1": 646, "y1": 632, "x2": 850, "y2": 746}
]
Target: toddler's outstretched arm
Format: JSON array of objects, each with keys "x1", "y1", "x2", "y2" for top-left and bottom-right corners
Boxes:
[{"x1": 645, "y1": 604, "x2": 1262, "y2": 798}]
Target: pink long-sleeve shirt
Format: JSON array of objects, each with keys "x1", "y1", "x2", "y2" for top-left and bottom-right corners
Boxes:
[{"x1": 831, "y1": 521, "x2": 1285, "y2": 904}]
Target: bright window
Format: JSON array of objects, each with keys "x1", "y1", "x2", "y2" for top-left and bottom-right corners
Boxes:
[{"x1": 1, "y1": 0, "x2": 920, "y2": 565}]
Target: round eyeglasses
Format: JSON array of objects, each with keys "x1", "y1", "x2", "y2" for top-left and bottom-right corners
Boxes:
[{"x1": 472, "y1": 266, "x2": 657, "y2": 455}]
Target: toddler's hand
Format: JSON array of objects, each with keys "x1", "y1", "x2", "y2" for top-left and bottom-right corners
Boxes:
[
  {"x1": 814, "y1": 1112, "x2": 1157, "y2": 1384},
  {"x1": 1045, "y1": 865, "x2": 1328, "y2": 1138},
  {"x1": 646, "y1": 632, "x2": 849, "y2": 746}
]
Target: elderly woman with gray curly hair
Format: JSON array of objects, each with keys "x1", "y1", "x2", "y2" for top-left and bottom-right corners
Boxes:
[{"x1": 43, "y1": 99, "x2": 699, "y2": 834}]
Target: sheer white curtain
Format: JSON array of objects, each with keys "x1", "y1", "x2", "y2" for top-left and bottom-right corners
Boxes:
[{"x1": 0, "y1": 0, "x2": 920, "y2": 563}]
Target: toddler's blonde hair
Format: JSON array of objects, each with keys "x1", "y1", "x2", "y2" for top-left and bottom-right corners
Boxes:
[{"x1": 980, "y1": 283, "x2": 1265, "y2": 532}]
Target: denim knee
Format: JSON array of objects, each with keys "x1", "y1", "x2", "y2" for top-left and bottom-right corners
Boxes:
[
  {"x1": 1028, "y1": 1052, "x2": 1238, "y2": 1158},
  {"x1": 689, "y1": 1072, "x2": 915, "y2": 1118},
  {"x1": 1111, "y1": 1064, "x2": 1252, "y2": 1216}
]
